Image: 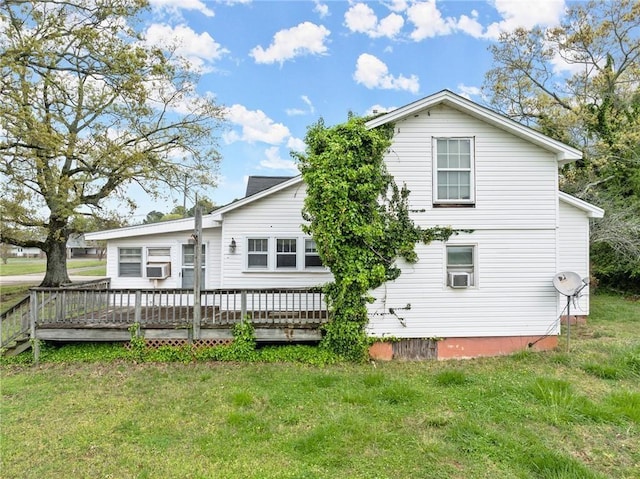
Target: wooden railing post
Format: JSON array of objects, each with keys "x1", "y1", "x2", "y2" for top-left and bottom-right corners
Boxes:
[
  {"x1": 241, "y1": 290, "x2": 247, "y2": 321},
  {"x1": 30, "y1": 290, "x2": 39, "y2": 364},
  {"x1": 134, "y1": 290, "x2": 142, "y2": 334}
]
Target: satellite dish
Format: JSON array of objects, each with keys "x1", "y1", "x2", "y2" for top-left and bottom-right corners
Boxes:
[{"x1": 553, "y1": 271, "x2": 584, "y2": 297}]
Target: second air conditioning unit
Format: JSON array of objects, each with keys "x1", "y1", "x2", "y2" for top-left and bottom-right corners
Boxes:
[{"x1": 146, "y1": 263, "x2": 170, "y2": 279}]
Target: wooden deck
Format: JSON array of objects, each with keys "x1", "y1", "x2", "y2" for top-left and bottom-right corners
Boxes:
[{"x1": 1, "y1": 281, "x2": 329, "y2": 354}]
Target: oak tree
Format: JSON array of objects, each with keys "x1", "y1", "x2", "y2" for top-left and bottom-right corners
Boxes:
[
  {"x1": 483, "y1": 0, "x2": 640, "y2": 290},
  {"x1": 0, "y1": 0, "x2": 223, "y2": 286}
]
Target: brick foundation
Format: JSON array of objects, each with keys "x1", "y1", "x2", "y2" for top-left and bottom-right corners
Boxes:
[
  {"x1": 437, "y1": 335, "x2": 558, "y2": 360},
  {"x1": 369, "y1": 335, "x2": 559, "y2": 361},
  {"x1": 369, "y1": 341, "x2": 393, "y2": 361}
]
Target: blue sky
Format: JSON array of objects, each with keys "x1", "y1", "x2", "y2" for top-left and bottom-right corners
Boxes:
[{"x1": 135, "y1": 0, "x2": 573, "y2": 217}]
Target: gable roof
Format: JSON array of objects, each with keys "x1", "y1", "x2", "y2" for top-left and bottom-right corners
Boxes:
[
  {"x1": 245, "y1": 176, "x2": 293, "y2": 197},
  {"x1": 85, "y1": 176, "x2": 304, "y2": 240},
  {"x1": 559, "y1": 192, "x2": 605, "y2": 218},
  {"x1": 365, "y1": 90, "x2": 583, "y2": 165}
]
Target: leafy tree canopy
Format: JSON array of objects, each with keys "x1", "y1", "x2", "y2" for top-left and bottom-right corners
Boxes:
[
  {"x1": 483, "y1": 0, "x2": 640, "y2": 289},
  {"x1": 0, "y1": 0, "x2": 224, "y2": 286},
  {"x1": 296, "y1": 116, "x2": 456, "y2": 360}
]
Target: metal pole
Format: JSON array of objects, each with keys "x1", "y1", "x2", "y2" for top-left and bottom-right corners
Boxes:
[
  {"x1": 566, "y1": 295, "x2": 571, "y2": 353},
  {"x1": 193, "y1": 202, "x2": 202, "y2": 340}
]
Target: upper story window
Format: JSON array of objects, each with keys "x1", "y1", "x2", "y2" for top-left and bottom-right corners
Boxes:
[
  {"x1": 247, "y1": 238, "x2": 269, "y2": 269},
  {"x1": 118, "y1": 247, "x2": 142, "y2": 277},
  {"x1": 434, "y1": 138, "x2": 475, "y2": 205}
]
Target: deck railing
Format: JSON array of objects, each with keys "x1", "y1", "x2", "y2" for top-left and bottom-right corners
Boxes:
[
  {"x1": 1, "y1": 296, "x2": 31, "y2": 350},
  {"x1": 30, "y1": 286, "x2": 328, "y2": 331},
  {"x1": 1, "y1": 279, "x2": 111, "y2": 351}
]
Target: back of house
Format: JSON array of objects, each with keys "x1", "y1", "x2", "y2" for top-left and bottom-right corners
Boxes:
[{"x1": 86, "y1": 91, "x2": 603, "y2": 359}]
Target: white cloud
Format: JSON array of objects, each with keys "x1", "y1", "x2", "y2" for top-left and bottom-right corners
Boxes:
[
  {"x1": 145, "y1": 24, "x2": 228, "y2": 72},
  {"x1": 456, "y1": 84, "x2": 482, "y2": 99},
  {"x1": 483, "y1": 0, "x2": 566, "y2": 40},
  {"x1": 406, "y1": 0, "x2": 456, "y2": 40},
  {"x1": 224, "y1": 104, "x2": 291, "y2": 145},
  {"x1": 354, "y1": 54, "x2": 419, "y2": 94},
  {"x1": 260, "y1": 146, "x2": 299, "y2": 172},
  {"x1": 286, "y1": 95, "x2": 315, "y2": 116},
  {"x1": 314, "y1": 1, "x2": 329, "y2": 18},
  {"x1": 148, "y1": 0, "x2": 214, "y2": 17},
  {"x1": 456, "y1": 10, "x2": 484, "y2": 38},
  {"x1": 344, "y1": 3, "x2": 404, "y2": 39},
  {"x1": 250, "y1": 22, "x2": 330, "y2": 65},
  {"x1": 287, "y1": 136, "x2": 306, "y2": 152},
  {"x1": 385, "y1": 0, "x2": 408, "y2": 13}
]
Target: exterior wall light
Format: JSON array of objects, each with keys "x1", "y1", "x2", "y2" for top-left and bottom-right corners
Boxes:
[{"x1": 229, "y1": 238, "x2": 237, "y2": 254}]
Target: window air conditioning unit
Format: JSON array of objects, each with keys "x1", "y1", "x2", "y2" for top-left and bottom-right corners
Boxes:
[
  {"x1": 448, "y1": 272, "x2": 470, "y2": 288},
  {"x1": 146, "y1": 263, "x2": 170, "y2": 279}
]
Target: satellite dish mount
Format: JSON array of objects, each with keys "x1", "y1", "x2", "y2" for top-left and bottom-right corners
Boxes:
[{"x1": 552, "y1": 271, "x2": 588, "y2": 352}]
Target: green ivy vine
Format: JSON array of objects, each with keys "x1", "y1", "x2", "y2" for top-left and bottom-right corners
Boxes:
[{"x1": 296, "y1": 115, "x2": 458, "y2": 361}]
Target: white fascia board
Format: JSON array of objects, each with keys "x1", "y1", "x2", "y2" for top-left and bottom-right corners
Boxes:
[
  {"x1": 559, "y1": 191, "x2": 605, "y2": 218},
  {"x1": 85, "y1": 215, "x2": 221, "y2": 240},
  {"x1": 366, "y1": 90, "x2": 582, "y2": 164}
]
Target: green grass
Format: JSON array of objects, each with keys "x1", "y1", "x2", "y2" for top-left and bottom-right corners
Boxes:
[
  {"x1": 1, "y1": 293, "x2": 639, "y2": 478},
  {"x1": 0, "y1": 258, "x2": 106, "y2": 276}
]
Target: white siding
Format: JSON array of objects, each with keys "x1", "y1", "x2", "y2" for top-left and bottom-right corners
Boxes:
[
  {"x1": 366, "y1": 104, "x2": 563, "y2": 338},
  {"x1": 557, "y1": 200, "x2": 592, "y2": 314},
  {"x1": 105, "y1": 228, "x2": 221, "y2": 289},
  {"x1": 220, "y1": 183, "x2": 333, "y2": 289},
  {"x1": 385, "y1": 104, "x2": 559, "y2": 229},
  {"x1": 367, "y1": 229, "x2": 559, "y2": 338}
]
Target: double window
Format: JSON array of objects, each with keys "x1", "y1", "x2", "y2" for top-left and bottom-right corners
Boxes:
[
  {"x1": 434, "y1": 138, "x2": 474, "y2": 204},
  {"x1": 446, "y1": 245, "x2": 475, "y2": 288},
  {"x1": 118, "y1": 246, "x2": 173, "y2": 279},
  {"x1": 246, "y1": 237, "x2": 324, "y2": 271}
]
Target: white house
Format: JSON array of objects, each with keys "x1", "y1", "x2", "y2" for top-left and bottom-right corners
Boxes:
[{"x1": 86, "y1": 90, "x2": 603, "y2": 359}]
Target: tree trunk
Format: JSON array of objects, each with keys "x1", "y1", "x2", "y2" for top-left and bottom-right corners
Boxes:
[{"x1": 41, "y1": 233, "x2": 70, "y2": 287}]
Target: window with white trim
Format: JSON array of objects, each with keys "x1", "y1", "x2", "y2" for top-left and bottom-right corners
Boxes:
[
  {"x1": 276, "y1": 238, "x2": 297, "y2": 269},
  {"x1": 304, "y1": 239, "x2": 323, "y2": 268},
  {"x1": 434, "y1": 138, "x2": 474, "y2": 204},
  {"x1": 247, "y1": 238, "x2": 268, "y2": 269},
  {"x1": 243, "y1": 237, "x2": 326, "y2": 272},
  {"x1": 118, "y1": 247, "x2": 142, "y2": 277},
  {"x1": 446, "y1": 245, "x2": 475, "y2": 287},
  {"x1": 147, "y1": 246, "x2": 171, "y2": 257}
]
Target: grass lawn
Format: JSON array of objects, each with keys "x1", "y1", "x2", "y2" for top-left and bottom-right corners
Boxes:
[
  {"x1": 1, "y1": 293, "x2": 639, "y2": 478},
  {"x1": 0, "y1": 258, "x2": 106, "y2": 276}
]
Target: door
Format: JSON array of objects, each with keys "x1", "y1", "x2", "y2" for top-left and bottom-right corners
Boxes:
[{"x1": 181, "y1": 244, "x2": 206, "y2": 289}]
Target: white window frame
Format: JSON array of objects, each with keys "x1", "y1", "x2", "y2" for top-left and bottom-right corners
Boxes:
[
  {"x1": 247, "y1": 238, "x2": 269, "y2": 269},
  {"x1": 276, "y1": 238, "x2": 297, "y2": 269},
  {"x1": 243, "y1": 236, "x2": 326, "y2": 272},
  {"x1": 433, "y1": 137, "x2": 475, "y2": 205},
  {"x1": 118, "y1": 247, "x2": 142, "y2": 277},
  {"x1": 445, "y1": 244, "x2": 476, "y2": 288},
  {"x1": 147, "y1": 246, "x2": 171, "y2": 258},
  {"x1": 304, "y1": 239, "x2": 323, "y2": 269}
]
